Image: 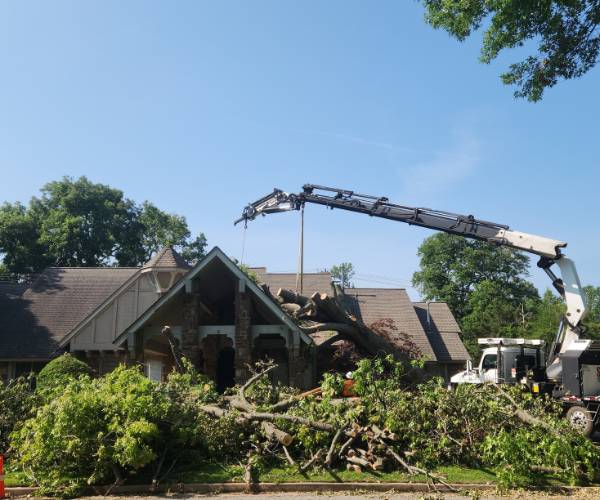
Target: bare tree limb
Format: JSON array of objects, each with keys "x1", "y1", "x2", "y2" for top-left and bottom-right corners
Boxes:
[
  {"x1": 240, "y1": 364, "x2": 278, "y2": 407},
  {"x1": 283, "y1": 446, "x2": 296, "y2": 466},
  {"x1": 300, "y1": 449, "x2": 324, "y2": 473},
  {"x1": 325, "y1": 429, "x2": 343, "y2": 467}
]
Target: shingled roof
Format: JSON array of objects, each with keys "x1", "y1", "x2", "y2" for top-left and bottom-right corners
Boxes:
[
  {"x1": 143, "y1": 246, "x2": 191, "y2": 269},
  {"x1": 414, "y1": 302, "x2": 470, "y2": 362},
  {"x1": 342, "y1": 288, "x2": 437, "y2": 360},
  {"x1": 0, "y1": 267, "x2": 139, "y2": 358}
]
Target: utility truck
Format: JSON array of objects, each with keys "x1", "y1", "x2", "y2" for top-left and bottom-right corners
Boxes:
[
  {"x1": 451, "y1": 338, "x2": 546, "y2": 385},
  {"x1": 235, "y1": 184, "x2": 599, "y2": 436}
]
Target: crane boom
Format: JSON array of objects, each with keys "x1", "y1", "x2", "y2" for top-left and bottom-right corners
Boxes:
[{"x1": 235, "y1": 184, "x2": 588, "y2": 383}]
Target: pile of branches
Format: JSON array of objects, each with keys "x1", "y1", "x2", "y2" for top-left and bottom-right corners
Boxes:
[{"x1": 198, "y1": 361, "x2": 454, "y2": 491}]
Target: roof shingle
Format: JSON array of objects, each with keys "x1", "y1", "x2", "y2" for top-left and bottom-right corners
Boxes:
[
  {"x1": 413, "y1": 302, "x2": 470, "y2": 362},
  {"x1": 343, "y1": 288, "x2": 437, "y2": 359},
  {"x1": 0, "y1": 267, "x2": 138, "y2": 358}
]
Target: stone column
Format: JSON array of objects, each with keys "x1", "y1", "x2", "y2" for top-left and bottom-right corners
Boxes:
[
  {"x1": 234, "y1": 281, "x2": 253, "y2": 383},
  {"x1": 182, "y1": 293, "x2": 201, "y2": 369}
]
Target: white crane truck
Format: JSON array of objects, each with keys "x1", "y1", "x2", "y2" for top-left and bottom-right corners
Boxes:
[{"x1": 235, "y1": 184, "x2": 599, "y2": 436}]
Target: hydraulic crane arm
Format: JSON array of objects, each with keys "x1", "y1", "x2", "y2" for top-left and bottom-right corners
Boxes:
[
  {"x1": 236, "y1": 184, "x2": 566, "y2": 258},
  {"x1": 235, "y1": 184, "x2": 588, "y2": 383}
]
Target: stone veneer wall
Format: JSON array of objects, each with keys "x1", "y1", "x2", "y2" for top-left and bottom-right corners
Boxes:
[{"x1": 234, "y1": 286, "x2": 252, "y2": 383}]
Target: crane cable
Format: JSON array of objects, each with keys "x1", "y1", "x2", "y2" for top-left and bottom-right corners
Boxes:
[{"x1": 240, "y1": 221, "x2": 247, "y2": 266}]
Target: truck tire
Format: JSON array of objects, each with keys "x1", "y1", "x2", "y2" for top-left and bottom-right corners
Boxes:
[{"x1": 566, "y1": 405, "x2": 594, "y2": 437}]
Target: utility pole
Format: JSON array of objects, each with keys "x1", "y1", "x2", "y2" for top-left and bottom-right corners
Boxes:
[{"x1": 295, "y1": 204, "x2": 305, "y2": 294}]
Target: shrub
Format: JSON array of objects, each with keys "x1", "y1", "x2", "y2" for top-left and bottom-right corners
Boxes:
[
  {"x1": 12, "y1": 366, "x2": 169, "y2": 496},
  {"x1": 36, "y1": 354, "x2": 94, "y2": 400},
  {"x1": 0, "y1": 375, "x2": 38, "y2": 453}
]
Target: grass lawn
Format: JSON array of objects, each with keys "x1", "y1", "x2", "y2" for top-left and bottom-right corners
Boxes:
[
  {"x1": 175, "y1": 463, "x2": 497, "y2": 485},
  {"x1": 4, "y1": 470, "x2": 30, "y2": 487}
]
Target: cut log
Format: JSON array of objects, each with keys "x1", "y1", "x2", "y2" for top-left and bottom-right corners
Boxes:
[
  {"x1": 370, "y1": 456, "x2": 385, "y2": 471},
  {"x1": 277, "y1": 288, "x2": 309, "y2": 306},
  {"x1": 347, "y1": 464, "x2": 362, "y2": 473},
  {"x1": 346, "y1": 455, "x2": 370, "y2": 467},
  {"x1": 261, "y1": 421, "x2": 293, "y2": 446},
  {"x1": 281, "y1": 303, "x2": 302, "y2": 315}
]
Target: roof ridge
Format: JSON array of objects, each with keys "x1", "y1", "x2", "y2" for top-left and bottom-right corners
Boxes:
[
  {"x1": 47, "y1": 266, "x2": 142, "y2": 270},
  {"x1": 346, "y1": 287, "x2": 407, "y2": 291}
]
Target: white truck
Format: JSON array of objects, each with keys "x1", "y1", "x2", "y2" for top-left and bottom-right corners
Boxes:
[{"x1": 451, "y1": 338, "x2": 546, "y2": 385}]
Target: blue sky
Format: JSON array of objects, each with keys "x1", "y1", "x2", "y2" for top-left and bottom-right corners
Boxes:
[{"x1": 0, "y1": 1, "x2": 598, "y2": 298}]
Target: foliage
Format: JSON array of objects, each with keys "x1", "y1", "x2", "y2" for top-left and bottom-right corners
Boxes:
[
  {"x1": 583, "y1": 285, "x2": 600, "y2": 337},
  {"x1": 234, "y1": 260, "x2": 260, "y2": 284},
  {"x1": 461, "y1": 279, "x2": 539, "y2": 353},
  {"x1": 0, "y1": 375, "x2": 38, "y2": 452},
  {"x1": 158, "y1": 360, "x2": 246, "y2": 461},
  {"x1": 330, "y1": 262, "x2": 355, "y2": 289},
  {"x1": 0, "y1": 177, "x2": 207, "y2": 273},
  {"x1": 136, "y1": 202, "x2": 207, "y2": 264},
  {"x1": 422, "y1": 1, "x2": 600, "y2": 101},
  {"x1": 35, "y1": 354, "x2": 94, "y2": 401},
  {"x1": 9, "y1": 356, "x2": 600, "y2": 494},
  {"x1": 524, "y1": 289, "x2": 565, "y2": 344},
  {"x1": 306, "y1": 356, "x2": 600, "y2": 488},
  {"x1": 483, "y1": 422, "x2": 599, "y2": 488},
  {"x1": 11, "y1": 362, "x2": 244, "y2": 496},
  {"x1": 412, "y1": 234, "x2": 534, "y2": 320},
  {"x1": 12, "y1": 367, "x2": 167, "y2": 496}
]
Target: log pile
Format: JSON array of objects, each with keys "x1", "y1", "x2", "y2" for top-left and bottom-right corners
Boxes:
[{"x1": 268, "y1": 285, "x2": 405, "y2": 360}]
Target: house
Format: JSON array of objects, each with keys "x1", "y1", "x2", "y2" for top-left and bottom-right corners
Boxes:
[{"x1": 0, "y1": 246, "x2": 469, "y2": 387}]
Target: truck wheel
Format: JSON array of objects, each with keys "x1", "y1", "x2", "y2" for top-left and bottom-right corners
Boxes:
[{"x1": 566, "y1": 405, "x2": 594, "y2": 436}]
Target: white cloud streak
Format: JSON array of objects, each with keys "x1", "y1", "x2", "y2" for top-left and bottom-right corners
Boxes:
[
  {"x1": 398, "y1": 129, "x2": 480, "y2": 200},
  {"x1": 300, "y1": 129, "x2": 422, "y2": 153}
]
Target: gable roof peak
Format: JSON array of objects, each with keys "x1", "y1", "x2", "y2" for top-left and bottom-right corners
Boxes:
[{"x1": 143, "y1": 246, "x2": 191, "y2": 270}]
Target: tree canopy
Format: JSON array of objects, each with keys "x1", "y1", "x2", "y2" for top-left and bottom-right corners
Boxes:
[
  {"x1": 330, "y1": 262, "x2": 355, "y2": 289},
  {"x1": 413, "y1": 233, "x2": 540, "y2": 354},
  {"x1": 421, "y1": 1, "x2": 600, "y2": 101},
  {"x1": 0, "y1": 177, "x2": 207, "y2": 274}
]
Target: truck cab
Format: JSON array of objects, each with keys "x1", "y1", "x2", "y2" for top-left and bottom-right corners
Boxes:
[{"x1": 451, "y1": 338, "x2": 546, "y2": 385}]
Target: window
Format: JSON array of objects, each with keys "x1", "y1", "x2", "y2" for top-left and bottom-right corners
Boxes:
[
  {"x1": 145, "y1": 359, "x2": 163, "y2": 382},
  {"x1": 481, "y1": 354, "x2": 497, "y2": 371}
]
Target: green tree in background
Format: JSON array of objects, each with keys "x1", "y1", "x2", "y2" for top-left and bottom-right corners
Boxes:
[
  {"x1": 330, "y1": 262, "x2": 355, "y2": 289},
  {"x1": 0, "y1": 177, "x2": 207, "y2": 274},
  {"x1": 525, "y1": 289, "x2": 565, "y2": 344},
  {"x1": 412, "y1": 233, "x2": 539, "y2": 355},
  {"x1": 421, "y1": 1, "x2": 600, "y2": 101},
  {"x1": 583, "y1": 285, "x2": 600, "y2": 337},
  {"x1": 412, "y1": 233, "x2": 534, "y2": 319}
]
